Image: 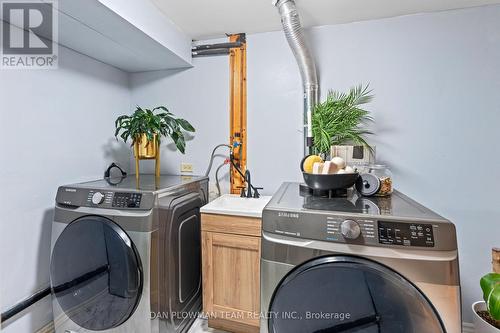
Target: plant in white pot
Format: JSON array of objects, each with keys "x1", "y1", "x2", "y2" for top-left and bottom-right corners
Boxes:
[{"x1": 473, "y1": 248, "x2": 500, "y2": 332}]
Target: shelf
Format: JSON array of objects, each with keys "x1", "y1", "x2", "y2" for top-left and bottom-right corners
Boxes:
[{"x1": 24, "y1": 0, "x2": 193, "y2": 72}]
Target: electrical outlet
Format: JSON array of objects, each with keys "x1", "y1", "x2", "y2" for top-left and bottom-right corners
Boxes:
[{"x1": 181, "y1": 163, "x2": 193, "y2": 173}]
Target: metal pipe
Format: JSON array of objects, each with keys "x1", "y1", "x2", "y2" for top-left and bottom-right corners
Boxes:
[
  {"x1": 273, "y1": 0, "x2": 319, "y2": 156},
  {"x1": 1, "y1": 264, "x2": 109, "y2": 323},
  {"x1": 204, "y1": 144, "x2": 232, "y2": 177},
  {"x1": 192, "y1": 49, "x2": 230, "y2": 57},
  {"x1": 1, "y1": 287, "x2": 51, "y2": 323},
  {"x1": 192, "y1": 42, "x2": 243, "y2": 51}
]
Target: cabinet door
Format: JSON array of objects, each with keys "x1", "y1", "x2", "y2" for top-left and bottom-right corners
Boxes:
[{"x1": 202, "y1": 231, "x2": 261, "y2": 327}]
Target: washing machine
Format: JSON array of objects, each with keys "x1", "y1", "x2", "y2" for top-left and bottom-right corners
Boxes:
[
  {"x1": 50, "y1": 175, "x2": 208, "y2": 333},
  {"x1": 261, "y1": 182, "x2": 461, "y2": 333}
]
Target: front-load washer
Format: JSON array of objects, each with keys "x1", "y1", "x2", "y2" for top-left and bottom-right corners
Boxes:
[
  {"x1": 50, "y1": 175, "x2": 208, "y2": 333},
  {"x1": 261, "y1": 182, "x2": 461, "y2": 333}
]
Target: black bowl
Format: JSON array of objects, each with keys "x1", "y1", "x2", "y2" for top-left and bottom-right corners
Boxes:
[
  {"x1": 302, "y1": 172, "x2": 360, "y2": 191},
  {"x1": 300, "y1": 155, "x2": 311, "y2": 172}
]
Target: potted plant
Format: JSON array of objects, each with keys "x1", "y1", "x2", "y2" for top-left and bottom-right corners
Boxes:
[
  {"x1": 473, "y1": 248, "x2": 500, "y2": 332},
  {"x1": 114, "y1": 106, "x2": 195, "y2": 178},
  {"x1": 312, "y1": 84, "x2": 374, "y2": 162}
]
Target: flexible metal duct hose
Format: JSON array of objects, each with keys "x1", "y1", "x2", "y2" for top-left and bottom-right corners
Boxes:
[{"x1": 274, "y1": 0, "x2": 319, "y2": 156}]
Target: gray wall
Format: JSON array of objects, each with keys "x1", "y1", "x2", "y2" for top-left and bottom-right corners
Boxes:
[
  {"x1": 131, "y1": 5, "x2": 500, "y2": 323},
  {"x1": 249, "y1": 5, "x2": 500, "y2": 322},
  {"x1": 0, "y1": 46, "x2": 131, "y2": 332},
  {"x1": 305, "y1": 6, "x2": 500, "y2": 323},
  {"x1": 0, "y1": 4, "x2": 498, "y2": 331},
  {"x1": 130, "y1": 51, "x2": 231, "y2": 196}
]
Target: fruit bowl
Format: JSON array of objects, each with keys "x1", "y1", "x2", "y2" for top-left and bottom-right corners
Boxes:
[
  {"x1": 300, "y1": 154, "x2": 359, "y2": 190},
  {"x1": 302, "y1": 172, "x2": 359, "y2": 191}
]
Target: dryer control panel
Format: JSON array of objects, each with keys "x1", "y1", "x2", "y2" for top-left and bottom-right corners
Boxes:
[
  {"x1": 112, "y1": 192, "x2": 143, "y2": 208},
  {"x1": 56, "y1": 186, "x2": 154, "y2": 210}
]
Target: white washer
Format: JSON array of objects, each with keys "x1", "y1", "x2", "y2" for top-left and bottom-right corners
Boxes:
[{"x1": 261, "y1": 182, "x2": 461, "y2": 333}]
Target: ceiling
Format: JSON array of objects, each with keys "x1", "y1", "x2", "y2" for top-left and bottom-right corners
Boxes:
[{"x1": 151, "y1": 0, "x2": 500, "y2": 40}]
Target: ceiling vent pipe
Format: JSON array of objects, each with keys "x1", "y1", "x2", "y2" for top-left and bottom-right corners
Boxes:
[{"x1": 273, "y1": 0, "x2": 319, "y2": 156}]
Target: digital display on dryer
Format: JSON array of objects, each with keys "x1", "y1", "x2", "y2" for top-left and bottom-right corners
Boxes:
[
  {"x1": 378, "y1": 221, "x2": 434, "y2": 247},
  {"x1": 112, "y1": 192, "x2": 142, "y2": 208}
]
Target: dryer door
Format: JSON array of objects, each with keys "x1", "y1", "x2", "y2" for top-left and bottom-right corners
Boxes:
[
  {"x1": 50, "y1": 216, "x2": 143, "y2": 331},
  {"x1": 159, "y1": 192, "x2": 203, "y2": 330},
  {"x1": 268, "y1": 256, "x2": 445, "y2": 333}
]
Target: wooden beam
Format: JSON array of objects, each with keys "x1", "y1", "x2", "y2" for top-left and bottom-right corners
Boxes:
[
  {"x1": 493, "y1": 248, "x2": 500, "y2": 273},
  {"x1": 229, "y1": 34, "x2": 247, "y2": 194}
]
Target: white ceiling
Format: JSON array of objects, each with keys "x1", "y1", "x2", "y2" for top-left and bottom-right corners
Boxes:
[{"x1": 151, "y1": 0, "x2": 500, "y2": 40}]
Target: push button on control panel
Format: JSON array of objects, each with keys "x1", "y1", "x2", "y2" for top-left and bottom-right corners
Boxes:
[{"x1": 112, "y1": 192, "x2": 142, "y2": 208}]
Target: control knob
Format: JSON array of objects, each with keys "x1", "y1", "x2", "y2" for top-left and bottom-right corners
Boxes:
[
  {"x1": 340, "y1": 220, "x2": 361, "y2": 240},
  {"x1": 91, "y1": 192, "x2": 105, "y2": 205}
]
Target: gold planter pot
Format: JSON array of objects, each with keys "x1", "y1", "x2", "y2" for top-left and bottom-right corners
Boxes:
[
  {"x1": 133, "y1": 133, "x2": 160, "y2": 181},
  {"x1": 134, "y1": 133, "x2": 158, "y2": 159}
]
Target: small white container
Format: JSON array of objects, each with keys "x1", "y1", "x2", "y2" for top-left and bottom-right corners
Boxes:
[{"x1": 473, "y1": 301, "x2": 500, "y2": 333}]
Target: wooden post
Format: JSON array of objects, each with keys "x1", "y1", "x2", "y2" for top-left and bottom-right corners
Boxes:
[
  {"x1": 134, "y1": 143, "x2": 140, "y2": 184},
  {"x1": 229, "y1": 33, "x2": 247, "y2": 194},
  {"x1": 155, "y1": 142, "x2": 161, "y2": 179},
  {"x1": 493, "y1": 248, "x2": 500, "y2": 273}
]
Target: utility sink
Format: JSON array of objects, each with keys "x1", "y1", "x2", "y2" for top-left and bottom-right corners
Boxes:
[{"x1": 200, "y1": 194, "x2": 272, "y2": 218}]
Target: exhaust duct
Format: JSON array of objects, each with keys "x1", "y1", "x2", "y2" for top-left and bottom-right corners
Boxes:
[{"x1": 274, "y1": 0, "x2": 319, "y2": 156}]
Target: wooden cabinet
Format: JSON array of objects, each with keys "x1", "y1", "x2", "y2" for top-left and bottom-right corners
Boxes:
[{"x1": 201, "y1": 213, "x2": 261, "y2": 333}]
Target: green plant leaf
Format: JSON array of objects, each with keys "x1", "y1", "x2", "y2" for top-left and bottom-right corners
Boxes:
[
  {"x1": 114, "y1": 115, "x2": 129, "y2": 129},
  {"x1": 490, "y1": 287, "x2": 500, "y2": 321},
  {"x1": 312, "y1": 83, "x2": 374, "y2": 156},
  {"x1": 481, "y1": 273, "x2": 500, "y2": 320},
  {"x1": 177, "y1": 119, "x2": 195, "y2": 132},
  {"x1": 171, "y1": 131, "x2": 179, "y2": 142},
  {"x1": 120, "y1": 130, "x2": 129, "y2": 143},
  {"x1": 175, "y1": 135, "x2": 186, "y2": 154},
  {"x1": 153, "y1": 106, "x2": 171, "y2": 114},
  {"x1": 114, "y1": 106, "x2": 195, "y2": 153}
]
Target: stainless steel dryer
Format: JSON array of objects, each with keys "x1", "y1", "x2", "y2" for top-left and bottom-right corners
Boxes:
[
  {"x1": 261, "y1": 182, "x2": 461, "y2": 333},
  {"x1": 50, "y1": 175, "x2": 208, "y2": 333}
]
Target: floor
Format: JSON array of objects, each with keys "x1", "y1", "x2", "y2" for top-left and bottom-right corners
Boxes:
[{"x1": 187, "y1": 318, "x2": 229, "y2": 333}]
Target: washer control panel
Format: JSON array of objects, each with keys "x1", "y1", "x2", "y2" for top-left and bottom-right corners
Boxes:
[
  {"x1": 264, "y1": 209, "x2": 442, "y2": 249},
  {"x1": 112, "y1": 192, "x2": 143, "y2": 208},
  {"x1": 378, "y1": 221, "x2": 434, "y2": 247}
]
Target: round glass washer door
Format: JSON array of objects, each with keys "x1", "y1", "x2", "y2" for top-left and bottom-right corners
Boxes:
[
  {"x1": 268, "y1": 256, "x2": 445, "y2": 333},
  {"x1": 50, "y1": 216, "x2": 143, "y2": 331}
]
